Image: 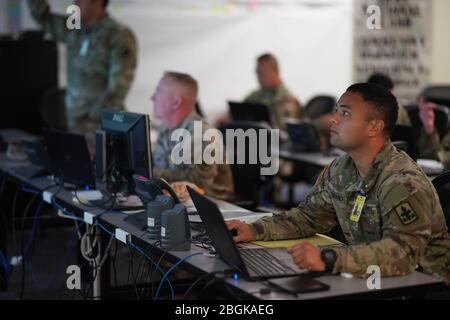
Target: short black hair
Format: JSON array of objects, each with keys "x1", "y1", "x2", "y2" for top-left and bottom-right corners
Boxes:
[
  {"x1": 367, "y1": 73, "x2": 394, "y2": 91},
  {"x1": 103, "y1": 0, "x2": 109, "y2": 8},
  {"x1": 346, "y1": 83, "x2": 398, "y2": 136},
  {"x1": 257, "y1": 53, "x2": 279, "y2": 72}
]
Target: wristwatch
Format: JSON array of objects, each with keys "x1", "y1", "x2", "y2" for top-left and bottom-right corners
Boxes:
[{"x1": 321, "y1": 249, "x2": 337, "y2": 272}]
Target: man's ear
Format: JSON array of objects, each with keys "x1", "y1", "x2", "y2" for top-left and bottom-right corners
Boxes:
[
  {"x1": 368, "y1": 119, "x2": 385, "y2": 137},
  {"x1": 173, "y1": 95, "x2": 183, "y2": 110}
]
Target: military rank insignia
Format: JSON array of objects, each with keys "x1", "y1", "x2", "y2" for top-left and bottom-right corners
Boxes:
[{"x1": 395, "y1": 202, "x2": 418, "y2": 225}]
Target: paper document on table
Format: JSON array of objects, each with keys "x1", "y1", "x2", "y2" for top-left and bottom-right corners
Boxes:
[
  {"x1": 189, "y1": 211, "x2": 272, "y2": 224},
  {"x1": 251, "y1": 233, "x2": 343, "y2": 249},
  {"x1": 417, "y1": 159, "x2": 444, "y2": 175}
]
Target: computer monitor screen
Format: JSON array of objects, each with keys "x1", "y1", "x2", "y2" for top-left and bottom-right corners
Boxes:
[
  {"x1": 42, "y1": 128, "x2": 96, "y2": 189},
  {"x1": 100, "y1": 110, "x2": 152, "y2": 193},
  {"x1": 228, "y1": 101, "x2": 272, "y2": 124}
]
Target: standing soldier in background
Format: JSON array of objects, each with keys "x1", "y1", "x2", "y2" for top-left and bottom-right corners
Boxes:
[{"x1": 27, "y1": 0, "x2": 138, "y2": 153}]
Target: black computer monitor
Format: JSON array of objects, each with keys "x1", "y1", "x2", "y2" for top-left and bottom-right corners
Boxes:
[
  {"x1": 100, "y1": 110, "x2": 153, "y2": 193},
  {"x1": 228, "y1": 101, "x2": 272, "y2": 124},
  {"x1": 42, "y1": 128, "x2": 96, "y2": 189}
]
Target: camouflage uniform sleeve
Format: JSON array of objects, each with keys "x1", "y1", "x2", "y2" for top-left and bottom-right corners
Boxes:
[
  {"x1": 396, "y1": 105, "x2": 411, "y2": 126},
  {"x1": 417, "y1": 128, "x2": 441, "y2": 161},
  {"x1": 332, "y1": 176, "x2": 433, "y2": 278},
  {"x1": 243, "y1": 90, "x2": 258, "y2": 103},
  {"x1": 153, "y1": 132, "x2": 224, "y2": 198},
  {"x1": 438, "y1": 131, "x2": 450, "y2": 169},
  {"x1": 250, "y1": 164, "x2": 338, "y2": 241},
  {"x1": 153, "y1": 163, "x2": 218, "y2": 190},
  {"x1": 27, "y1": 0, "x2": 69, "y2": 42},
  {"x1": 91, "y1": 27, "x2": 138, "y2": 117}
]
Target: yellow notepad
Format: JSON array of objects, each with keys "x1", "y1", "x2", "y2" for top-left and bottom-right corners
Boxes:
[{"x1": 251, "y1": 233, "x2": 343, "y2": 249}]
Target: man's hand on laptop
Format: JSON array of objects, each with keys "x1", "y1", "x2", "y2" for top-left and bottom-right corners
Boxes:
[
  {"x1": 225, "y1": 220, "x2": 254, "y2": 243},
  {"x1": 288, "y1": 242, "x2": 325, "y2": 272}
]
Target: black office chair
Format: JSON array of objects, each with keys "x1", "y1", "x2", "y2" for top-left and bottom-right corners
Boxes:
[
  {"x1": 391, "y1": 125, "x2": 418, "y2": 160},
  {"x1": 195, "y1": 101, "x2": 205, "y2": 118},
  {"x1": 422, "y1": 86, "x2": 450, "y2": 109},
  {"x1": 39, "y1": 87, "x2": 67, "y2": 131},
  {"x1": 432, "y1": 171, "x2": 450, "y2": 231},
  {"x1": 217, "y1": 121, "x2": 275, "y2": 209},
  {"x1": 406, "y1": 104, "x2": 450, "y2": 140},
  {"x1": 304, "y1": 95, "x2": 336, "y2": 120}
]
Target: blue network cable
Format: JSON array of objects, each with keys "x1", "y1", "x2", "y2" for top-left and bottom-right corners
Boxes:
[
  {"x1": 22, "y1": 197, "x2": 85, "y2": 289},
  {"x1": 52, "y1": 199, "x2": 85, "y2": 223},
  {"x1": 24, "y1": 201, "x2": 45, "y2": 257},
  {"x1": 153, "y1": 252, "x2": 203, "y2": 300},
  {"x1": 21, "y1": 186, "x2": 41, "y2": 196},
  {"x1": 94, "y1": 220, "x2": 175, "y2": 299},
  {"x1": 128, "y1": 241, "x2": 175, "y2": 300},
  {"x1": 95, "y1": 220, "x2": 115, "y2": 237},
  {"x1": 0, "y1": 250, "x2": 11, "y2": 278},
  {"x1": 26, "y1": 222, "x2": 84, "y2": 289},
  {"x1": 20, "y1": 184, "x2": 176, "y2": 298}
]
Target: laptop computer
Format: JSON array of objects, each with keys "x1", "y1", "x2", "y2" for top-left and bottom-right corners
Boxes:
[
  {"x1": 228, "y1": 101, "x2": 271, "y2": 124},
  {"x1": 188, "y1": 186, "x2": 304, "y2": 280},
  {"x1": 285, "y1": 121, "x2": 321, "y2": 152},
  {"x1": 43, "y1": 128, "x2": 96, "y2": 189}
]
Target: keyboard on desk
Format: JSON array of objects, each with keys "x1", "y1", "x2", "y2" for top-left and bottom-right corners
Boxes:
[{"x1": 240, "y1": 248, "x2": 296, "y2": 278}]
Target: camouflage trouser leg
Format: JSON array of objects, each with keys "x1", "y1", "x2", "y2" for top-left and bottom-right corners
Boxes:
[{"x1": 67, "y1": 116, "x2": 99, "y2": 156}]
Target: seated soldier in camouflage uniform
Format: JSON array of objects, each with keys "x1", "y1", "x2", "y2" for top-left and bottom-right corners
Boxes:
[
  {"x1": 152, "y1": 72, "x2": 234, "y2": 201},
  {"x1": 216, "y1": 53, "x2": 302, "y2": 129},
  {"x1": 27, "y1": 0, "x2": 137, "y2": 154},
  {"x1": 367, "y1": 74, "x2": 450, "y2": 167},
  {"x1": 417, "y1": 97, "x2": 450, "y2": 169},
  {"x1": 227, "y1": 83, "x2": 450, "y2": 284},
  {"x1": 244, "y1": 53, "x2": 303, "y2": 129}
]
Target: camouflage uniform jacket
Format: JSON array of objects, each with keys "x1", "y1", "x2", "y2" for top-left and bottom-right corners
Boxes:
[
  {"x1": 244, "y1": 84, "x2": 303, "y2": 129},
  {"x1": 27, "y1": 0, "x2": 137, "y2": 124},
  {"x1": 418, "y1": 129, "x2": 450, "y2": 170},
  {"x1": 153, "y1": 112, "x2": 234, "y2": 201},
  {"x1": 251, "y1": 142, "x2": 450, "y2": 283}
]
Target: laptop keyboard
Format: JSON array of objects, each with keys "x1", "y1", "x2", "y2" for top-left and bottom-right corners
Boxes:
[{"x1": 240, "y1": 248, "x2": 296, "y2": 277}]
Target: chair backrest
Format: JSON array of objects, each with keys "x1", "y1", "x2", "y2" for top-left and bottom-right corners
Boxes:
[
  {"x1": 304, "y1": 95, "x2": 336, "y2": 120},
  {"x1": 422, "y1": 86, "x2": 450, "y2": 109},
  {"x1": 432, "y1": 171, "x2": 450, "y2": 231},
  {"x1": 285, "y1": 120, "x2": 321, "y2": 152},
  {"x1": 391, "y1": 124, "x2": 417, "y2": 160},
  {"x1": 406, "y1": 105, "x2": 450, "y2": 140},
  {"x1": 217, "y1": 121, "x2": 274, "y2": 208},
  {"x1": 40, "y1": 87, "x2": 67, "y2": 131},
  {"x1": 195, "y1": 101, "x2": 204, "y2": 117}
]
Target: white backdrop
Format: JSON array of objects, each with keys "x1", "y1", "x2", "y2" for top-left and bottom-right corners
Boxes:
[{"x1": 17, "y1": 0, "x2": 353, "y2": 122}]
